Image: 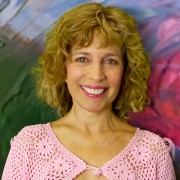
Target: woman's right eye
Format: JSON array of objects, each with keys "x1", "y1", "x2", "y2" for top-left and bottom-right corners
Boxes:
[{"x1": 76, "y1": 57, "x2": 88, "y2": 63}]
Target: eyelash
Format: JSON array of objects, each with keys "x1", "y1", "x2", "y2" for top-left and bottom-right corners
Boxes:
[
  {"x1": 75, "y1": 57, "x2": 118, "y2": 65},
  {"x1": 75, "y1": 57, "x2": 88, "y2": 63},
  {"x1": 104, "y1": 59, "x2": 118, "y2": 65}
]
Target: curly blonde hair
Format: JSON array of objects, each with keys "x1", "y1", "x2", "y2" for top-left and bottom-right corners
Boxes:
[{"x1": 34, "y1": 2, "x2": 151, "y2": 118}]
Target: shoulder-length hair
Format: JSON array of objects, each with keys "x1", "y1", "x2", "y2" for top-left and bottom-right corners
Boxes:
[{"x1": 34, "y1": 2, "x2": 151, "y2": 119}]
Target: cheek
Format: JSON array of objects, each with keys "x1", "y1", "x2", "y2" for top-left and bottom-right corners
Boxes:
[
  {"x1": 109, "y1": 69, "x2": 124, "y2": 87},
  {"x1": 66, "y1": 65, "x2": 83, "y2": 83}
]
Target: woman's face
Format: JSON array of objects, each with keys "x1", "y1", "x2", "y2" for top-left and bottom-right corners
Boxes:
[{"x1": 65, "y1": 35, "x2": 124, "y2": 113}]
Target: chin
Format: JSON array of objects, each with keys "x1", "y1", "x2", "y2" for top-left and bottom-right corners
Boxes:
[{"x1": 81, "y1": 104, "x2": 111, "y2": 114}]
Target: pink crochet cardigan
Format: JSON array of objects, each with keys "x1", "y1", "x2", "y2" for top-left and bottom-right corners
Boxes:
[{"x1": 2, "y1": 123, "x2": 176, "y2": 180}]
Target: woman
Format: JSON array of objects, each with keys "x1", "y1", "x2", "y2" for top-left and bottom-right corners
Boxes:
[{"x1": 2, "y1": 2, "x2": 176, "y2": 180}]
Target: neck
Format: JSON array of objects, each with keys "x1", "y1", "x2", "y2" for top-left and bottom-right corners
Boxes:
[{"x1": 65, "y1": 104, "x2": 119, "y2": 134}]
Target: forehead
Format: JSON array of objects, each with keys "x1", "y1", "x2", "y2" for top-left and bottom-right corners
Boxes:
[
  {"x1": 71, "y1": 29, "x2": 124, "y2": 48},
  {"x1": 71, "y1": 33, "x2": 123, "y2": 53}
]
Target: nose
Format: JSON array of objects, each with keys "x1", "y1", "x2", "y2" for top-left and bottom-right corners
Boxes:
[{"x1": 89, "y1": 63, "x2": 106, "y2": 82}]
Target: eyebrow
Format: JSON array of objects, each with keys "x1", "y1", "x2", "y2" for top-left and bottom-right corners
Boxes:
[
  {"x1": 72, "y1": 52, "x2": 121, "y2": 57},
  {"x1": 72, "y1": 52, "x2": 89, "y2": 55}
]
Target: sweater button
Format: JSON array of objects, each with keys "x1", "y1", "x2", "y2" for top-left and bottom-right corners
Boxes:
[{"x1": 93, "y1": 169, "x2": 102, "y2": 176}]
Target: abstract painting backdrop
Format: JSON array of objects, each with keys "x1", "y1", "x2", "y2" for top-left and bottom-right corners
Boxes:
[{"x1": 0, "y1": 0, "x2": 179, "y2": 177}]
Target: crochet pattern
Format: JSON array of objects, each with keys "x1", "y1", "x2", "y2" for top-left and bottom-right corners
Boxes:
[{"x1": 2, "y1": 123, "x2": 176, "y2": 180}]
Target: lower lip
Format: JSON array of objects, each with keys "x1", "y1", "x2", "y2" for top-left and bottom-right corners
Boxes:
[{"x1": 81, "y1": 87, "x2": 107, "y2": 98}]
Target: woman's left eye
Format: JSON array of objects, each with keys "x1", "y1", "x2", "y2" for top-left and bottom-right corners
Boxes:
[{"x1": 104, "y1": 59, "x2": 118, "y2": 65}]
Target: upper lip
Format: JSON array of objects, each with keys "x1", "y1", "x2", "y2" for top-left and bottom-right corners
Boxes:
[{"x1": 81, "y1": 85, "x2": 108, "y2": 89}]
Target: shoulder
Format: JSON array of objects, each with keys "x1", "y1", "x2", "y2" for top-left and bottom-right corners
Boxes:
[
  {"x1": 17, "y1": 123, "x2": 49, "y2": 135},
  {"x1": 11, "y1": 123, "x2": 50, "y2": 145},
  {"x1": 23, "y1": 123, "x2": 48, "y2": 132},
  {"x1": 137, "y1": 129, "x2": 175, "y2": 158}
]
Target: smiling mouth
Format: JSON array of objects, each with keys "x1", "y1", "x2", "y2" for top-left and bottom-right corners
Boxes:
[{"x1": 81, "y1": 85, "x2": 107, "y2": 95}]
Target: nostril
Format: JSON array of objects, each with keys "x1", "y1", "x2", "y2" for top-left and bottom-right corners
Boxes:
[
  {"x1": 89, "y1": 74, "x2": 106, "y2": 82},
  {"x1": 89, "y1": 67, "x2": 106, "y2": 81}
]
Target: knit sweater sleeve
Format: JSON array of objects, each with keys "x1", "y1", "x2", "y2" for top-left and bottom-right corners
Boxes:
[
  {"x1": 2, "y1": 127, "x2": 31, "y2": 180},
  {"x1": 156, "y1": 137, "x2": 176, "y2": 180}
]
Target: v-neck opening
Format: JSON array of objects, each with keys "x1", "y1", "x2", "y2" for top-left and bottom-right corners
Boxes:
[{"x1": 46, "y1": 122, "x2": 139, "y2": 169}]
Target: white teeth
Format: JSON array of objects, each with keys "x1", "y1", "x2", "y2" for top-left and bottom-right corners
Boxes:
[{"x1": 82, "y1": 86, "x2": 104, "y2": 95}]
